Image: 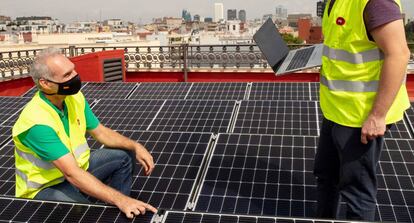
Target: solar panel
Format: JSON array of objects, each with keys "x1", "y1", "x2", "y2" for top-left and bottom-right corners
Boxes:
[
  {"x1": 88, "y1": 131, "x2": 213, "y2": 210},
  {"x1": 0, "y1": 140, "x2": 16, "y2": 197},
  {"x1": 0, "y1": 97, "x2": 30, "y2": 127},
  {"x1": 163, "y1": 210, "x2": 349, "y2": 223},
  {"x1": 376, "y1": 139, "x2": 414, "y2": 222},
  {"x1": 195, "y1": 134, "x2": 319, "y2": 217},
  {"x1": 21, "y1": 86, "x2": 37, "y2": 98},
  {"x1": 129, "y1": 83, "x2": 192, "y2": 100},
  {"x1": 1, "y1": 81, "x2": 413, "y2": 223},
  {"x1": 405, "y1": 103, "x2": 414, "y2": 134},
  {"x1": 92, "y1": 99, "x2": 164, "y2": 131},
  {"x1": 386, "y1": 119, "x2": 412, "y2": 139},
  {"x1": 233, "y1": 101, "x2": 319, "y2": 136},
  {"x1": 148, "y1": 100, "x2": 235, "y2": 133},
  {"x1": 186, "y1": 83, "x2": 247, "y2": 100},
  {"x1": 0, "y1": 196, "x2": 154, "y2": 222},
  {"x1": 249, "y1": 83, "x2": 318, "y2": 101},
  {"x1": 0, "y1": 127, "x2": 11, "y2": 148},
  {"x1": 81, "y1": 82, "x2": 137, "y2": 99},
  {"x1": 194, "y1": 133, "x2": 414, "y2": 222}
]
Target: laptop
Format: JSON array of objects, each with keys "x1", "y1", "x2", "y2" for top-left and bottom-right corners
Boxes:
[{"x1": 253, "y1": 18, "x2": 323, "y2": 75}]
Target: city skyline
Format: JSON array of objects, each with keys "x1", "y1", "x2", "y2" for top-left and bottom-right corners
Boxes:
[{"x1": 2, "y1": 0, "x2": 414, "y2": 24}]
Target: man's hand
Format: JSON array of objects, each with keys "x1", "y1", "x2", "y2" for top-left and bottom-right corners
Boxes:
[
  {"x1": 116, "y1": 196, "x2": 157, "y2": 219},
  {"x1": 134, "y1": 144, "x2": 155, "y2": 176},
  {"x1": 361, "y1": 114, "x2": 386, "y2": 144}
]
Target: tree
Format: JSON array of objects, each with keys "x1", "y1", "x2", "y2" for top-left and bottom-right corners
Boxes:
[{"x1": 281, "y1": 33, "x2": 304, "y2": 44}]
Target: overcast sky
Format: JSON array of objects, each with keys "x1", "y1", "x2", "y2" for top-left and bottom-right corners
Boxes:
[{"x1": 1, "y1": 0, "x2": 414, "y2": 24}]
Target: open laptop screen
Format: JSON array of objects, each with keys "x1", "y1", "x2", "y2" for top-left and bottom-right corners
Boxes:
[{"x1": 253, "y1": 18, "x2": 289, "y2": 69}]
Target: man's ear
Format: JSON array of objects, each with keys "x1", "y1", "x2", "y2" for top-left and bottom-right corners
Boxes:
[
  {"x1": 38, "y1": 78, "x2": 54, "y2": 92},
  {"x1": 38, "y1": 78, "x2": 48, "y2": 89}
]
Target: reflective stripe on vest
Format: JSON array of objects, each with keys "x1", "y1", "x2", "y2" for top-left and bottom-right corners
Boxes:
[
  {"x1": 323, "y1": 45, "x2": 384, "y2": 64},
  {"x1": 15, "y1": 149, "x2": 54, "y2": 170},
  {"x1": 15, "y1": 169, "x2": 43, "y2": 189},
  {"x1": 320, "y1": 75, "x2": 379, "y2": 92},
  {"x1": 15, "y1": 169, "x2": 64, "y2": 189},
  {"x1": 73, "y1": 143, "x2": 89, "y2": 159},
  {"x1": 15, "y1": 143, "x2": 89, "y2": 170}
]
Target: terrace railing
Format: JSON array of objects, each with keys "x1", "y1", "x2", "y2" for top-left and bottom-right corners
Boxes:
[{"x1": 1, "y1": 43, "x2": 413, "y2": 81}]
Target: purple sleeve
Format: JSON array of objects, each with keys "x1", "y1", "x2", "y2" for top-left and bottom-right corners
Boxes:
[{"x1": 364, "y1": 0, "x2": 402, "y2": 32}]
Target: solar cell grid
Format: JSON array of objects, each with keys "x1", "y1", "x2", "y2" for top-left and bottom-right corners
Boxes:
[
  {"x1": 21, "y1": 86, "x2": 37, "y2": 98},
  {"x1": 0, "y1": 97, "x2": 30, "y2": 127},
  {"x1": 376, "y1": 139, "x2": 414, "y2": 222},
  {"x1": 385, "y1": 119, "x2": 412, "y2": 139},
  {"x1": 0, "y1": 197, "x2": 154, "y2": 223},
  {"x1": 0, "y1": 127, "x2": 11, "y2": 148},
  {"x1": 195, "y1": 134, "x2": 414, "y2": 222},
  {"x1": 195, "y1": 134, "x2": 318, "y2": 217},
  {"x1": 309, "y1": 83, "x2": 319, "y2": 101},
  {"x1": 92, "y1": 99, "x2": 164, "y2": 131},
  {"x1": 163, "y1": 211, "x2": 350, "y2": 223},
  {"x1": 249, "y1": 83, "x2": 316, "y2": 101},
  {"x1": 88, "y1": 131, "x2": 213, "y2": 210},
  {"x1": 148, "y1": 100, "x2": 235, "y2": 133},
  {"x1": 81, "y1": 82, "x2": 137, "y2": 99},
  {"x1": 129, "y1": 83, "x2": 192, "y2": 100},
  {"x1": 233, "y1": 101, "x2": 319, "y2": 136},
  {"x1": 405, "y1": 103, "x2": 414, "y2": 134},
  {"x1": 1, "y1": 81, "x2": 413, "y2": 223},
  {"x1": 0, "y1": 141, "x2": 17, "y2": 197},
  {"x1": 185, "y1": 83, "x2": 247, "y2": 100}
]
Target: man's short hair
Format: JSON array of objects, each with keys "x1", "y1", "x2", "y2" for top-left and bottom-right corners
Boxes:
[{"x1": 30, "y1": 47, "x2": 63, "y2": 88}]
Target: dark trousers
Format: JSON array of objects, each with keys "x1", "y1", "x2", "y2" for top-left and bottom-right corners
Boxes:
[
  {"x1": 314, "y1": 118, "x2": 384, "y2": 221},
  {"x1": 35, "y1": 148, "x2": 135, "y2": 203}
]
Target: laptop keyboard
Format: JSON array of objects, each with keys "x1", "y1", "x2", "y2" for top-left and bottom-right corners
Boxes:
[{"x1": 286, "y1": 47, "x2": 315, "y2": 71}]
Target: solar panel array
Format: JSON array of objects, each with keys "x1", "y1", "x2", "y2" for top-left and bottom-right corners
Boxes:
[{"x1": 0, "y1": 82, "x2": 413, "y2": 223}]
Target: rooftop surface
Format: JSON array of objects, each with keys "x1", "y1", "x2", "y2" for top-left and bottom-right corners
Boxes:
[{"x1": 0, "y1": 82, "x2": 413, "y2": 222}]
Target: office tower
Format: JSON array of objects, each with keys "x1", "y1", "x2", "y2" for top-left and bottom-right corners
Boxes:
[
  {"x1": 214, "y1": 3, "x2": 224, "y2": 22},
  {"x1": 275, "y1": 5, "x2": 288, "y2": 19},
  {"x1": 227, "y1": 9, "x2": 237, "y2": 21},
  {"x1": 239, "y1": 10, "x2": 246, "y2": 22}
]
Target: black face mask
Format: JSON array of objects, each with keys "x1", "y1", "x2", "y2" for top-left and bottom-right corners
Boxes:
[{"x1": 43, "y1": 74, "x2": 82, "y2": 96}]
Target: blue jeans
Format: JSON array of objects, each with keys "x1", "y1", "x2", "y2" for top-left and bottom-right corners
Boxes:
[
  {"x1": 313, "y1": 118, "x2": 385, "y2": 221},
  {"x1": 34, "y1": 148, "x2": 135, "y2": 203}
]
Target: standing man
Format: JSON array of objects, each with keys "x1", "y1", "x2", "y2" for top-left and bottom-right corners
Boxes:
[
  {"x1": 314, "y1": 0, "x2": 411, "y2": 221},
  {"x1": 13, "y1": 48, "x2": 157, "y2": 218}
]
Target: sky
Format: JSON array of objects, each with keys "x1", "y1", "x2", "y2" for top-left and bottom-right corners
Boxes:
[{"x1": 1, "y1": 0, "x2": 414, "y2": 24}]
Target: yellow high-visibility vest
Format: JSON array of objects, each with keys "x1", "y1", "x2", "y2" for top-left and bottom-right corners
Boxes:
[
  {"x1": 320, "y1": 0, "x2": 409, "y2": 127},
  {"x1": 12, "y1": 91, "x2": 90, "y2": 198}
]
